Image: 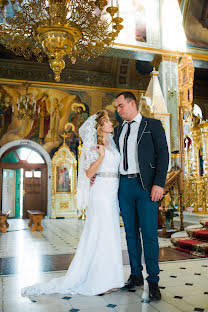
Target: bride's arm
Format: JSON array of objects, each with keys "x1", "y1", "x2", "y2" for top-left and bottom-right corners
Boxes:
[{"x1": 86, "y1": 145, "x2": 105, "y2": 179}]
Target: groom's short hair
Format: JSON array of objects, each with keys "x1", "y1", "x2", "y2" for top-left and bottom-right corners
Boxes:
[{"x1": 116, "y1": 91, "x2": 137, "y2": 104}]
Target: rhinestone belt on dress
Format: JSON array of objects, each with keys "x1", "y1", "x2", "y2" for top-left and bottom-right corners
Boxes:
[{"x1": 96, "y1": 172, "x2": 119, "y2": 178}]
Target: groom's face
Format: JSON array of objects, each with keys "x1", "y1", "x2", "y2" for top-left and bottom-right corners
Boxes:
[{"x1": 115, "y1": 95, "x2": 134, "y2": 121}]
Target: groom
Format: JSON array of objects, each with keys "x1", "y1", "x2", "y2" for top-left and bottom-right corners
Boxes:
[{"x1": 114, "y1": 91, "x2": 169, "y2": 301}]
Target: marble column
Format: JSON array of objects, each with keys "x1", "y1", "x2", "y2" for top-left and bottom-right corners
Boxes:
[{"x1": 157, "y1": 56, "x2": 179, "y2": 152}]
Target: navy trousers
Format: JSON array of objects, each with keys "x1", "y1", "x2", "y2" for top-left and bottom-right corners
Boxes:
[{"x1": 118, "y1": 176, "x2": 159, "y2": 283}]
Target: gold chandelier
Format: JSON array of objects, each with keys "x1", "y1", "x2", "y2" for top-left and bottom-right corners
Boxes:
[{"x1": 0, "y1": 0, "x2": 123, "y2": 82}]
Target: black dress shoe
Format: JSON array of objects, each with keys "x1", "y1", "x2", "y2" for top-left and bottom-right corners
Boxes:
[
  {"x1": 148, "y1": 282, "x2": 161, "y2": 301},
  {"x1": 123, "y1": 274, "x2": 144, "y2": 289}
]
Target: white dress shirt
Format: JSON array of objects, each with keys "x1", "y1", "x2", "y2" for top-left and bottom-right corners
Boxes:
[{"x1": 119, "y1": 113, "x2": 142, "y2": 174}]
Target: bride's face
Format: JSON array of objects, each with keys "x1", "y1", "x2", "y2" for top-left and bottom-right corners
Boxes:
[{"x1": 101, "y1": 117, "x2": 113, "y2": 133}]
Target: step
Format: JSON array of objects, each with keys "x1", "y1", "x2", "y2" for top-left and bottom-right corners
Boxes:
[
  {"x1": 171, "y1": 237, "x2": 208, "y2": 256},
  {"x1": 186, "y1": 228, "x2": 208, "y2": 241},
  {"x1": 200, "y1": 219, "x2": 208, "y2": 228}
]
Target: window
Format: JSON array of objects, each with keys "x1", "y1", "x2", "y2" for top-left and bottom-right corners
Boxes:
[
  {"x1": 34, "y1": 171, "x2": 41, "y2": 178},
  {"x1": 16, "y1": 148, "x2": 45, "y2": 164},
  {"x1": 25, "y1": 171, "x2": 33, "y2": 178}
]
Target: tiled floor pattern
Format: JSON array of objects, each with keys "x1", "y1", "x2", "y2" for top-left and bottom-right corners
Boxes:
[
  {"x1": 0, "y1": 248, "x2": 198, "y2": 275},
  {"x1": 0, "y1": 218, "x2": 208, "y2": 312},
  {"x1": 0, "y1": 218, "x2": 172, "y2": 258},
  {"x1": 0, "y1": 260, "x2": 208, "y2": 312}
]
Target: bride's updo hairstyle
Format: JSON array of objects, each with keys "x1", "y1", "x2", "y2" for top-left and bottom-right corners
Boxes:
[{"x1": 95, "y1": 110, "x2": 108, "y2": 145}]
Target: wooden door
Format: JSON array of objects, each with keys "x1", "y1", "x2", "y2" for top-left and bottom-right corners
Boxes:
[{"x1": 23, "y1": 167, "x2": 47, "y2": 218}]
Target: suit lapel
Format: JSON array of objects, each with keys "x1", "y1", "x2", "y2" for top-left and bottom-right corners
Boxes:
[
  {"x1": 137, "y1": 116, "x2": 147, "y2": 144},
  {"x1": 115, "y1": 116, "x2": 148, "y2": 149},
  {"x1": 114, "y1": 123, "x2": 124, "y2": 151}
]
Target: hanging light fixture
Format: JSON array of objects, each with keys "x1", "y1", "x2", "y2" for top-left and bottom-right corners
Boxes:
[{"x1": 0, "y1": 0, "x2": 123, "y2": 82}]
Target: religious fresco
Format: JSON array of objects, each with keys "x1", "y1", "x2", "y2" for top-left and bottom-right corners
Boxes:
[
  {"x1": 68, "y1": 103, "x2": 89, "y2": 133},
  {"x1": 181, "y1": 0, "x2": 208, "y2": 49},
  {"x1": 0, "y1": 87, "x2": 12, "y2": 137},
  {"x1": 102, "y1": 98, "x2": 122, "y2": 127},
  {"x1": 0, "y1": 83, "x2": 138, "y2": 158},
  {"x1": 0, "y1": 85, "x2": 90, "y2": 158}
]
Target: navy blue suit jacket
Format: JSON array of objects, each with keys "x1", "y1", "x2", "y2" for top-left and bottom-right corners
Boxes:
[{"x1": 114, "y1": 116, "x2": 169, "y2": 191}]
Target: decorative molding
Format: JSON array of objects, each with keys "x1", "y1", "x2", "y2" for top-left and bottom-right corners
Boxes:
[
  {"x1": 178, "y1": 54, "x2": 195, "y2": 111},
  {"x1": 60, "y1": 202, "x2": 69, "y2": 209},
  {"x1": 113, "y1": 43, "x2": 208, "y2": 61},
  {"x1": 0, "y1": 78, "x2": 145, "y2": 94},
  {"x1": 0, "y1": 60, "x2": 115, "y2": 88}
]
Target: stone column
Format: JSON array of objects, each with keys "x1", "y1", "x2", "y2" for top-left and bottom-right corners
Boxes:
[{"x1": 156, "y1": 56, "x2": 179, "y2": 152}]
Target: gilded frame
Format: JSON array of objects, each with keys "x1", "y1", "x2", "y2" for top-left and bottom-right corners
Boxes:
[{"x1": 52, "y1": 146, "x2": 77, "y2": 195}]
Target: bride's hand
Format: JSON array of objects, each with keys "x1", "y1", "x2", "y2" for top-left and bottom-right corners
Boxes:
[{"x1": 93, "y1": 145, "x2": 105, "y2": 157}]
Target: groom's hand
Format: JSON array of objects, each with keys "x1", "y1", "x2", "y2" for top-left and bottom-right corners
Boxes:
[{"x1": 151, "y1": 185, "x2": 164, "y2": 202}]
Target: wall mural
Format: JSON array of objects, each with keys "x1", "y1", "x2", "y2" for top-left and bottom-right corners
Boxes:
[
  {"x1": 0, "y1": 83, "x2": 131, "y2": 159},
  {"x1": 181, "y1": 0, "x2": 208, "y2": 49},
  {"x1": 0, "y1": 87, "x2": 12, "y2": 137}
]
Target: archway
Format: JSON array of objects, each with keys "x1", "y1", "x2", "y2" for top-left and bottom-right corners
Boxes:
[{"x1": 0, "y1": 140, "x2": 52, "y2": 218}]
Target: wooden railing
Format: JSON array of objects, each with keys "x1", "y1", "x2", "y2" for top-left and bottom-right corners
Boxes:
[{"x1": 158, "y1": 169, "x2": 184, "y2": 238}]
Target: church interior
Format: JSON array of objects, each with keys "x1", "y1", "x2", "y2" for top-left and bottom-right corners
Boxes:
[{"x1": 0, "y1": 0, "x2": 208, "y2": 311}]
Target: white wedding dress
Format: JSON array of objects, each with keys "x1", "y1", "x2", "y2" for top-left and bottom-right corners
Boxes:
[{"x1": 22, "y1": 141, "x2": 124, "y2": 296}]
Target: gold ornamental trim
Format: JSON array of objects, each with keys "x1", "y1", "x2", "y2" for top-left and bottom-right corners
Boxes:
[
  {"x1": 60, "y1": 202, "x2": 69, "y2": 209},
  {"x1": 114, "y1": 43, "x2": 208, "y2": 61},
  {"x1": 0, "y1": 78, "x2": 145, "y2": 93}
]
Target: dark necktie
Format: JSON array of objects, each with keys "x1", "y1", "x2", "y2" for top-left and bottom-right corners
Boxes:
[{"x1": 123, "y1": 121, "x2": 134, "y2": 171}]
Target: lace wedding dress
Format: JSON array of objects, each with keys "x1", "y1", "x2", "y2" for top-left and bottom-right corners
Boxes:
[{"x1": 21, "y1": 140, "x2": 124, "y2": 296}]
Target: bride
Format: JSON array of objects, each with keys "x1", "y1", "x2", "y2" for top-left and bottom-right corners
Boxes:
[{"x1": 21, "y1": 110, "x2": 124, "y2": 296}]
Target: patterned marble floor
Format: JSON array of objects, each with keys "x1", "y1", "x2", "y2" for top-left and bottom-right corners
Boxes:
[
  {"x1": 1, "y1": 259, "x2": 208, "y2": 312},
  {"x1": 0, "y1": 218, "x2": 208, "y2": 312},
  {"x1": 0, "y1": 218, "x2": 172, "y2": 258}
]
